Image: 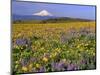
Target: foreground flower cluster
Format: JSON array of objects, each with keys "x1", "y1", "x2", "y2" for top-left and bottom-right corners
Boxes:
[{"x1": 12, "y1": 22, "x2": 96, "y2": 74}]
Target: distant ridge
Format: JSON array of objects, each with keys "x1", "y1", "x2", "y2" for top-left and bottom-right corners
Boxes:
[
  {"x1": 12, "y1": 14, "x2": 94, "y2": 21},
  {"x1": 13, "y1": 14, "x2": 95, "y2": 24}
]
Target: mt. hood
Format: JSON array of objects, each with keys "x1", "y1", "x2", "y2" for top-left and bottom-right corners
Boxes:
[{"x1": 33, "y1": 10, "x2": 53, "y2": 16}]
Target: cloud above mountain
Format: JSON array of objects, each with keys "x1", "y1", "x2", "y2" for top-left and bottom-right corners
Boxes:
[{"x1": 33, "y1": 10, "x2": 53, "y2": 16}]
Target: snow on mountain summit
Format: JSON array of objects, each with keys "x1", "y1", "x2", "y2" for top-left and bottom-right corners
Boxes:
[{"x1": 33, "y1": 10, "x2": 53, "y2": 16}]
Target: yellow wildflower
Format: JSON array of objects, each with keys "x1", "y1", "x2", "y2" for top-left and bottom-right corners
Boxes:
[
  {"x1": 55, "y1": 48, "x2": 61, "y2": 53},
  {"x1": 63, "y1": 45, "x2": 66, "y2": 48},
  {"x1": 26, "y1": 44, "x2": 28, "y2": 47},
  {"x1": 77, "y1": 45, "x2": 80, "y2": 48},
  {"x1": 15, "y1": 45, "x2": 19, "y2": 49},
  {"x1": 50, "y1": 52, "x2": 57, "y2": 58},
  {"x1": 29, "y1": 63, "x2": 33, "y2": 68},
  {"x1": 54, "y1": 52, "x2": 57, "y2": 56},
  {"x1": 15, "y1": 65, "x2": 18, "y2": 69},
  {"x1": 36, "y1": 64, "x2": 40, "y2": 68},
  {"x1": 93, "y1": 52, "x2": 95, "y2": 56},
  {"x1": 85, "y1": 43, "x2": 88, "y2": 46},
  {"x1": 50, "y1": 55, "x2": 52, "y2": 58},
  {"x1": 17, "y1": 33, "x2": 21, "y2": 37},
  {"x1": 22, "y1": 66, "x2": 28, "y2": 71},
  {"x1": 40, "y1": 47, "x2": 45, "y2": 50},
  {"x1": 62, "y1": 59, "x2": 66, "y2": 62},
  {"x1": 20, "y1": 47, "x2": 23, "y2": 50},
  {"x1": 43, "y1": 57, "x2": 48, "y2": 62},
  {"x1": 15, "y1": 61, "x2": 19, "y2": 64}
]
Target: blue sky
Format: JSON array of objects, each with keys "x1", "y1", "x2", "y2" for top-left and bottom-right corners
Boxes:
[{"x1": 12, "y1": 1, "x2": 96, "y2": 20}]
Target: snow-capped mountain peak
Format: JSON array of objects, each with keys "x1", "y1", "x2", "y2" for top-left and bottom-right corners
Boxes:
[{"x1": 33, "y1": 10, "x2": 53, "y2": 16}]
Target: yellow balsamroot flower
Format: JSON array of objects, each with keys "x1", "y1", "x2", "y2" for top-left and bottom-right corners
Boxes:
[
  {"x1": 15, "y1": 61, "x2": 19, "y2": 64},
  {"x1": 50, "y1": 55, "x2": 52, "y2": 58},
  {"x1": 63, "y1": 45, "x2": 66, "y2": 47},
  {"x1": 28, "y1": 63, "x2": 33, "y2": 71},
  {"x1": 17, "y1": 33, "x2": 22, "y2": 37},
  {"x1": 78, "y1": 53, "x2": 81, "y2": 57},
  {"x1": 85, "y1": 43, "x2": 89, "y2": 46},
  {"x1": 29, "y1": 63, "x2": 33, "y2": 68},
  {"x1": 22, "y1": 66, "x2": 28, "y2": 71},
  {"x1": 43, "y1": 57, "x2": 48, "y2": 62},
  {"x1": 77, "y1": 39, "x2": 80, "y2": 42},
  {"x1": 86, "y1": 49, "x2": 89, "y2": 52},
  {"x1": 15, "y1": 65, "x2": 18, "y2": 69},
  {"x1": 40, "y1": 47, "x2": 45, "y2": 50},
  {"x1": 61, "y1": 59, "x2": 66, "y2": 62},
  {"x1": 67, "y1": 50, "x2": 69, "y2": 53},
  {"x1": 93, "y1": 52, "x2": 95, "y2": 56},
  {"x1": 20, "y1": 47, "x2": 23, "y2": 50},
  {"x1": 36, "y1": 64, "x2": 40, "y2": 68},
  {"x1": 15, "y1": 45, "x2": 19, "y2": 49},
  {"x1": 90, "y1": 51, "x2": 95, "y2": 56},
  {"x1": 50, "y1": 52, "x2": 57, "y2": 58},
  {"x1": 77, "y1": 45, "x2": 80, "y2": 48},
  {"x1": 55, "y1": 48, "x2": 59, "y2": 51},
  {"x1": 55, "y1": 48, "x2": 61, "y2": 53},
  {"x1": 57, "y1": 48, "x2": 61, "y2": 52},
  {"x1": 54, "y1": 52, "x2": 57, "y2": 56},
  {"x1": 26, "y1": 44, "x2": 28, "y2": 47}
]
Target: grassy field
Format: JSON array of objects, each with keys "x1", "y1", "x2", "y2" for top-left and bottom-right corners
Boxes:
[{"x1": 12, "y1": 21, "x2": 96, "y2": 74}]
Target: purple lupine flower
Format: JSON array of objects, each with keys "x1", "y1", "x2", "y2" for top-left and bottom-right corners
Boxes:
[
  {"x1": 30, "y1": 57, "x2": 36, "y2": 62},
  {"x1": 57, "y1": 62, "x2": 65, "y2": 71},
  {"x1": 67, "y1": 64, "x2": 76, "y2": 71},
  {"x1": 32, "y1": 68, "x2": 37, "y2": 73},
  {"x1": 79, "y1": 27, "x2": 91, "y2": 36},
  {"x1": 80, "y1": 60, "x2": 87, "y2": 64},
  {"x1": 21, "y1": 58, "x2": 28, "y2": 66},
  {"x1": 38, "y1": 67, "x2": 46, "y2": 72},
  {"x1": 51, "y1": 61, "x2": 65, "y2": 71},
  {"x1": 51, "y1": 62, "x2": 57, "y2": 68},
  {"x1": 60, "y1": 28, "x2": 79, "y2": 43},
  {"x1": 51, "y1": 62, "x2": 58, "y2": 70},
  {"x1": 16, "y1": 38, "x2": 27, "y2": 46}
]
